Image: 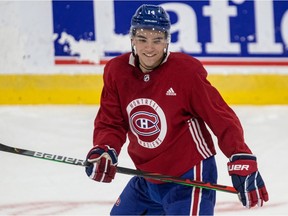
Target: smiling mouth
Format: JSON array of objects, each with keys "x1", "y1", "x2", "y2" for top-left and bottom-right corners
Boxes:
[{"x1": 144, "y1": 53, "x2": 155, "y2": 57}]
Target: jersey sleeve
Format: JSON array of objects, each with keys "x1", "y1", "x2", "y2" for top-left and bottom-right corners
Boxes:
[
  {"x1": 189, "y1": 65, "x2": 252, "y2": 158},
  {"x1": 93, "y1": 60, "x2": 128, "y2": 155}
]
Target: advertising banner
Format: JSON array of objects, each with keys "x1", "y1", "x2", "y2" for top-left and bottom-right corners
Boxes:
[{"x1": 53, "y1": 0, "x2": 288, "y2": 66}]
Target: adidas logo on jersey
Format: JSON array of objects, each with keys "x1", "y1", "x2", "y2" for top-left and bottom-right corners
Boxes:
[{"x1": 166, "y1": 87, "x2": 176, "y2": 96}]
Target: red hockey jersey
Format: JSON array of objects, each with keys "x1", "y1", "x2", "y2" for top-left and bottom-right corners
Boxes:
[{"x1": 93, "y1": 52, "x2": 252, "y2": 177}]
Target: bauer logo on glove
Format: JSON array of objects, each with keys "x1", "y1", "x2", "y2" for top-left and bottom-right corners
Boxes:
[{"x1": 227, "y1": 154, "x2": 269, "y2": 208}]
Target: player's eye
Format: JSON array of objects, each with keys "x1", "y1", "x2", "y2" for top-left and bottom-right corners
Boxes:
[
  {"x1": 138, "y1": 38, "x2": 147, "y2": 43},
  {"x1": 153, "y1": 39, "x2": 163, "y2": 44}
]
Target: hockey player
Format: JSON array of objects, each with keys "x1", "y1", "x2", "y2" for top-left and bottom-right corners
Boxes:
[{"x1": 85, "y1": 4, "x2": 269, "y2": 215}]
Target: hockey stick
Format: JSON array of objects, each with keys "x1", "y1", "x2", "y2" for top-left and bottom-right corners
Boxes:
[{"x1": 0, "y1": 142, "x2": 237, "y2": 194}]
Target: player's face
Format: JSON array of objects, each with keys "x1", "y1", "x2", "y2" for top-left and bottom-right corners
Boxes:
[{"x1": 132, "y1": 29, "x2": 168, "y2": 72}]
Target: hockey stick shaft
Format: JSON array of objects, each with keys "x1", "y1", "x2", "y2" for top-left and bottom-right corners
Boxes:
[
  {"x1": 0, "y1": 143, "x2": 87, "y2": 166},
  {"x1": 116, "y1": 166, "x2": 237, "y2": 193},
  {"x1": 0, "y1": 143, "x2": 237, "y2": 194}
]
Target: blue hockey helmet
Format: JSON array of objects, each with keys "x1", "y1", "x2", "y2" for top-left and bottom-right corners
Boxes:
[{"x1": 130, "y1": 4, "x2": 171, "y2": 39}]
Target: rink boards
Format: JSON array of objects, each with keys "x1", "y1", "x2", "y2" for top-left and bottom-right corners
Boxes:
[
  {"x1": 1, "y1": 73, "x2": 288, "y2": 105},
  {"x1": 1, "y1": 1, "x2": 288, "y2": 105}
]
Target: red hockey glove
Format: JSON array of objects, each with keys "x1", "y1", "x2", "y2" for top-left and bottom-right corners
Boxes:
[
  {"x1": 85, "y1": 145, "x2": 118, "y2": 183},
  {"x1": 227, "y1": 154, "x2": 269, "y2": 208}
]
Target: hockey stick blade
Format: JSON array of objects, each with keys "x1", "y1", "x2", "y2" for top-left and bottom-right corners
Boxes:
[{"x1": 0, "y1": 142, "x2": 237, "y2": 194}]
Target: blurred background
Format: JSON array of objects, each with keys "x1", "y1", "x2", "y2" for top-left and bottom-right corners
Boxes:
[
  {"x1": 0, "y1": 0, "x2": 287, "y2": 105},
  {"x1": 0, "y1": 0, "x2": 287, "y2": 215}
]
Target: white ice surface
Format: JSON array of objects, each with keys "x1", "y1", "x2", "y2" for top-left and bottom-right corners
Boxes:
[{"x1": 0, "y1": 105, "x2": 287, "y2": 215}]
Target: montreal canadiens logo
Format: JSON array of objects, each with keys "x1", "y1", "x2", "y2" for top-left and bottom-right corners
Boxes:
[
  {"x1": 127, "y1": 98, "x2": 167, "y2": 149},
  {"x1": 131, "y1": 111, "x2": 160, "y2": 136}
]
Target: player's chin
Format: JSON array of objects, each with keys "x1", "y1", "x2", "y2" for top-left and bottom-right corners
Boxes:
[{"x1": 143, "y1": 58, "x2": 161, "y2": 68}]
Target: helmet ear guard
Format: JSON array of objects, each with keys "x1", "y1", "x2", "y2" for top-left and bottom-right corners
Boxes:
[{"x1": 132, "y1": 45, "x2": 137, "y2": 56}]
